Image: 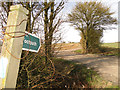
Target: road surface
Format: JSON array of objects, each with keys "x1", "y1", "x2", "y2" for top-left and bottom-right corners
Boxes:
[{"x1": 56, "y1": 48, "x2": 118, "y2": 86}]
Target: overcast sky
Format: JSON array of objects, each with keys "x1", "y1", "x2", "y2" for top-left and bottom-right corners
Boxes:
[{"x1": 61, "y1": 0, "x2": 119, "y2": 43}]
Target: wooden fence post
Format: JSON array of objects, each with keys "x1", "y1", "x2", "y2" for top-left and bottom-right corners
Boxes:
[{"x1": 0, "y1": 5, "x2": 28, "y2": 88}]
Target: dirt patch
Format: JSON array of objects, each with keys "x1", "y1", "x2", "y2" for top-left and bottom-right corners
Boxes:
[{"x1": 55, "y1": 43, "x2": 82, "y2": 50}]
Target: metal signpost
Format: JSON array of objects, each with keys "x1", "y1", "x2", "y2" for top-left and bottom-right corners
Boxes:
[{"x1": 22, "y1": 31, "x2": 41, "y2": 53}]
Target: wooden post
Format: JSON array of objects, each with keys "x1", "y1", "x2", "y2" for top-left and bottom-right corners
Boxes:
[{"x1": 0, "y1": 5, "x2": 28, "y2": 88}]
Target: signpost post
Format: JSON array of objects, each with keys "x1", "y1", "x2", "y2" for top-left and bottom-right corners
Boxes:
[
  {"x1": 0, "y1": 5, "x2": 41, "y2": 89},
  {"x1": 22, "y1": 31, "x2": 41, "y2": 53},
  {"x1": 0, "y1": 5, "x2": 28, "y2": 89}
]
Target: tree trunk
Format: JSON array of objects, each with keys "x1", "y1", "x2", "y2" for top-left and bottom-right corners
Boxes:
[
  {"x1": 48, "y1": 1, "x2": 54, "y2": 58},
  {"x1": 26, "y1": 3, "x2": 32, "y2": 33},
  {"x1": 44, "y1": 1, "x2": 49, "y2": 65}
]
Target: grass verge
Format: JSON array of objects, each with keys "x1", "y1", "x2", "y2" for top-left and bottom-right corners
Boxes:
[
  {"x1": 75, "y1": 48, "x2": 119, "y2": 56},
  {"x1": 74, "y1": 49, "x2": 82, "y2": 54}
]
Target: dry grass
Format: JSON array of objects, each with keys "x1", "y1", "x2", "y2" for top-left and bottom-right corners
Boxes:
[
  {"x1": 55, "y1": 42, "x2": 119, "y2": 51},
  {"x1": 55, "y1": 43, "x2": 81, "y2": 50}
]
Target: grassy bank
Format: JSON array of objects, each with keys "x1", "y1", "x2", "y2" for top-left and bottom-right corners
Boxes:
[{"x1": 53, "y1": 58, "x2": 115, "y2": 88}]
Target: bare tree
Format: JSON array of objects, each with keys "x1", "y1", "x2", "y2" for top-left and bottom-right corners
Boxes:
[{"x1": 43, "y1": 0, "x2": 66, "y2": 64}]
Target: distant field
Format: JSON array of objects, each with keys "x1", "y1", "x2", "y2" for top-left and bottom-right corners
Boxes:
[
  {"x1": 101, "y1": 42, "x2": 119, "y2": 48},
  {"x1": 55, "y1": 42, "x2": 119, "y2": 50},
  {"x1": 55, "y1": 43, "x2": 81, "y2": 50}
]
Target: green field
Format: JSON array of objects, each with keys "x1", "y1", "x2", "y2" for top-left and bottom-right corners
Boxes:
[
  {"x1": 74, "y1": 42, "x2": 119, "y2": 56},
  {"x1": 101, "y1": 42, "x2": 119, "y2": 48}
]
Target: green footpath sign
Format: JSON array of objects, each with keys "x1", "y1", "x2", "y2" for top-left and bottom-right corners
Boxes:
[{"x1": 22, "y1": 31, "x2": 40, "y2": 52}]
